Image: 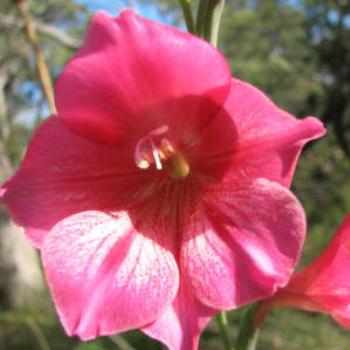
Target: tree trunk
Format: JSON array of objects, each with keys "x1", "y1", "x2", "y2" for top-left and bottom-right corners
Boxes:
[{"x1": 0, "y1": 211, "x2": 44, "y2": 308}]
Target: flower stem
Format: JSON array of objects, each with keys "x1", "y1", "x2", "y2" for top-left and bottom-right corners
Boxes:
[
  {"x1": 195, "y1": 0, "x2": 209, "y2": 36},
  {"x1": 235, "y1": 302, "x2": 272, "y2": 350},
  {"x1": 179, "y1": 0, "x2": 195, "y2": 33},
  {"x1": 202, "y1": 0, "x2": 225, "y2": 47},
  {"x1": 216, "y1": 311, "x2": 234, "y2": 350},
  {"x1": 235, "y1": 305, "x2": 259, "y2": 350}
]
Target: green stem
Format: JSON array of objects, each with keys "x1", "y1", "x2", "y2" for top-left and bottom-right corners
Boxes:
[
  {"x1": 196, "y1": 0, "x2": 210, "y2": 36},
  {"x1": 202, "y1": 0, "x2": 225, "y2": 47},
  {"x1": 216, "y1": 311, "x2": 234, "y2": 350},
  {"x1": 235, "y1": 305, "x2": 259, "y2": 350},
  {"x1": 179, "y1": 0, "x2": 195, "y2": 33},
  {"x1": 235, "y1": 302, "x2": 273, "y2": 350}
]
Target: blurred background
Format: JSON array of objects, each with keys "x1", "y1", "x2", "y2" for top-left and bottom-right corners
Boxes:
[{"x1": 0, "y1": 0, "x2": 350, "y2": 349}]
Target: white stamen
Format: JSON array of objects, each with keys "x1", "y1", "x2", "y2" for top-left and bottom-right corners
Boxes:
[
  {"x1": 134, "y1": 125, "x2": 169, "y2": 170},
  {"x1": 153, "y1": 147, "x2": 163, "y2": 170}
]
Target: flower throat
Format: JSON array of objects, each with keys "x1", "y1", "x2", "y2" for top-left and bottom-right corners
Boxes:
[{"x1": 134, "y1": 125, "x2": 190, "y2": 180}]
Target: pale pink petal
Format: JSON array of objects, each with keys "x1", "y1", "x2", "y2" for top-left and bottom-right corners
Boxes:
[
  {"x1": 195, "y1": 79, "x2": 326, "y2": 186},
  {"x1": 142, "y1": 277, "x2": 216, "y2": 350},
  {"x1": 56, "y1": 10, "x2": 231, "y2": 145},
  {"x1": 1, "y1": 116, "x2": 152, "y2": 248},
  {"x1": 42, "y1": 210, "x2": 179, "y2": 340},
  {"x1": 181, "y1": 178, "x2": 306, "y2": 309}
]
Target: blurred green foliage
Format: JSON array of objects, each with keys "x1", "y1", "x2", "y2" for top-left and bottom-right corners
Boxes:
[
  {"x1": 220, "y1": 1, "x2": 320, "y2": 113},
  {"x1": 0, "y1": 0, "x2": 350, "y2": 349}
]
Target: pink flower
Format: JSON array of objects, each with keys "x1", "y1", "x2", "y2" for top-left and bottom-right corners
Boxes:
[
  {"x1": 265, "y1": 215, "x2": 350, "y2": 328},
  {"x1": 1, "y1": 10, "x2": 325, "y2": 350}
]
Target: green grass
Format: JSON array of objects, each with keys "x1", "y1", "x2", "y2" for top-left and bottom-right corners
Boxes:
[{"x1": 2, "y1": 305, "x2": 350, "y2": 350}]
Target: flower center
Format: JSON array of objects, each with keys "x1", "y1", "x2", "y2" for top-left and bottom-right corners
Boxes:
[{"x1": 134, "y1": 126, "x2": 190, "y2": 180}]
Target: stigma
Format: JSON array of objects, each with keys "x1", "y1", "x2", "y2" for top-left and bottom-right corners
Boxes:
[{"x1": 134, "y1": 126, "x2": 190, "y2": 180}]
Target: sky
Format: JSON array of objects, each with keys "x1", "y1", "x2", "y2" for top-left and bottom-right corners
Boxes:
[{"x1": 76, "y1": 0, "x2": 166, "y2": 22}]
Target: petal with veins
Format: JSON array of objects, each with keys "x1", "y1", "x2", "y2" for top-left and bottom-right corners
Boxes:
[
  {"x1": 182, "y1": 178, "x2": 306, "y2": 309},
  {"x1": 42, "y1": 210, "x2": 179, "y2": 340}
]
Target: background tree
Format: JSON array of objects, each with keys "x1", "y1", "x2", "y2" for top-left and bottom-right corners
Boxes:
[
  {"x1": 0, "y1": 0, "x2": 87, "y2": 309},
  {"x1": 303, "y1": 0, "x2": 350, "y2": 156}
]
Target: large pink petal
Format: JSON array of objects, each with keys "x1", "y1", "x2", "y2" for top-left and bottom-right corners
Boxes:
[
  {"x1": 55, "y1": 10, "x2": 231, "y2": 145},
  {"x1": 1, "y1": 116, "x2": 152, "y2": 248},
  {"x1": 181, "y1": 178, "x2": 306, "y2": 309},
  {"x1": 142, "y1": 277, "x2": 216, "y2": 350},
  {"x1": 42, "y1": 210, "x2": 179, "y2": 340},
  {"x1": 196, "y1": 79, "x2": 326, "y2": 187}
]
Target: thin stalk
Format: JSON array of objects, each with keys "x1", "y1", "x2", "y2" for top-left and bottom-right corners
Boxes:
[
  {"x1": 0, "y1": 77, "x2": 13, "y2": 178},
  {"x1": 14, "y1": 0, "x2": 56, "y2": 114},
  {"x1": 216, "y1": 311, "x2": 234, "y2": 350},
  {"x1": 179, "y1": 0, "x2": 195, "y2": 33},
  {"x1": 109, "y1": 335, "x2": 137, "y2": 350},
  {"x1": 0, "y1": 76, "x2": 11, "y2": 142},
  {"x1": 25, "y1": 316, "x2": 51, "y2": 350},
  {"x1": 0, "y1": 140, "x2": 13, "y2": 178},
  {"x1": 0, "y1": 313, "x2": 50, "y2": 350}
]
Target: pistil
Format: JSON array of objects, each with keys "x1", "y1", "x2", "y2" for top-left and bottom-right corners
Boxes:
[{"x1": 168, "y1": 152, "x2": 190, "y2": 180}]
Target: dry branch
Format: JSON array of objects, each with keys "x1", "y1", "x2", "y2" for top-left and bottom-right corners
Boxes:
[{"x1": 0, "y1": 13, "x2": 81, "y2": 49}]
